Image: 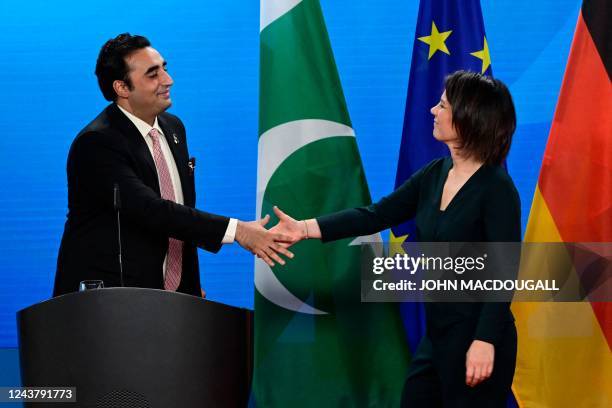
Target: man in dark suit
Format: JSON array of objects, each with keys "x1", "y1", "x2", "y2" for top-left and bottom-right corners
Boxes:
[{"x1": 54, "y1": 33, "x2": 291, "y2": 297}]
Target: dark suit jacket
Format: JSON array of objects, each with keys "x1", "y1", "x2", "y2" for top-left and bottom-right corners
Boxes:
[
  {"x1": 54, "y1": 103, "x2": 229, "y2": 297},
  {"x1": 316, "y1": 158, "x2": 520, "y2": 346}
]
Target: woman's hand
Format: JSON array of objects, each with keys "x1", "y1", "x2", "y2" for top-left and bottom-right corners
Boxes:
[
  {"x1": 235, "y1": 215, "x2": 294, "y2": 267},
  {"x1": 465, "y1": 340, "x2": 494, "y2": 387},
  {"x1": 269, "y1": 206, "x2": 308, "y2": 244}
]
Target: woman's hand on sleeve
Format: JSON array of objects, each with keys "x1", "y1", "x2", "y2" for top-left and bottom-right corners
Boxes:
[
  {"x1": 465, "y1": 339, "x2": 495, "y2": 387},
  {"x1": 269, "y1": 206, "x2": 322, "y2": 246}
]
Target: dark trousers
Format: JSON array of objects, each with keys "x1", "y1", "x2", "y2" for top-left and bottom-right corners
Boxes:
[{"x1": 401, "y1": 322, "x2": 517, "y2": 408}]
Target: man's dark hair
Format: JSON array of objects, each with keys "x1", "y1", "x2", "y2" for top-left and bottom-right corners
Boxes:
[
  {"x1": 95, "y1": 33, "x2": 151, "y2": 101},
  {"x1": 444, "y1": 70, "x2": 516, "y2": 165}
]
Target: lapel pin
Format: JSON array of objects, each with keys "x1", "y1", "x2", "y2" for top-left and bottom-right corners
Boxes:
[{"x1": 173, "y1": 133, "x2": 179, "y2": 144}]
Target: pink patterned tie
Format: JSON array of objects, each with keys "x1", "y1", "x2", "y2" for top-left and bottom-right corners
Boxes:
[{"x1": 148, "y1": 128, "x2": 182, "y2": 291}]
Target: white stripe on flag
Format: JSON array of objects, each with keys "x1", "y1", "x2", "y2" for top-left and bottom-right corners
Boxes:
[{"x1": 260, "y1": 0, "x2": 303, "y2": 32}]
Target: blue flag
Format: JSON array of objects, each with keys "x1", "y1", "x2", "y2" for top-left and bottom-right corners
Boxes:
[{"x1": 393, "y1": 0, "x2": 493, "y2": 352}]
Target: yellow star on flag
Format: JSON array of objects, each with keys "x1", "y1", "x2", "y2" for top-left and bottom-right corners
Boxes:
[
  {"x1": 418, "y1": 21, "x2": 452, "y2": 60},
  {"x1": 390, "y1": 231, "x2": 408, "y2": 246},
  {"x1": 389, "y1": 231, "x2": 409, "y2": 258},
  {"x1": 470, "y1": 37, "x2": 491, "y2": 73}
]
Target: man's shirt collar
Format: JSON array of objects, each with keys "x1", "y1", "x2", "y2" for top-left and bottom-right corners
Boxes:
[{"x1": 117, "y1": 104, "x2": 164, "y2": 138}]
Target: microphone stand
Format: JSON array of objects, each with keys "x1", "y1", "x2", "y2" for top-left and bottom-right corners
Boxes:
[{"x1": 113, "y1": 183, "x2": 124, "y2": 287}]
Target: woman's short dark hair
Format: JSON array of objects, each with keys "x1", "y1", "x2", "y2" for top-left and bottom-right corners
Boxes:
[
  {"x1": 95, "y1": 33, "x2": 151, "y2": 101},
  {"x1": 444, "y1": 70, "x2": 516, "y2": 165}
]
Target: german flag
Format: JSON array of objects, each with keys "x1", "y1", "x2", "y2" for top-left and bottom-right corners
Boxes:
[{"x1": 512, "y1": 0, "x2": 611, "y2": 406}]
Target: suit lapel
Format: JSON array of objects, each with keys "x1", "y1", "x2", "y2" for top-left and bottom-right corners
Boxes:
[{"x1": 106, "y1": 104, "x2": 160, "y2": 192}]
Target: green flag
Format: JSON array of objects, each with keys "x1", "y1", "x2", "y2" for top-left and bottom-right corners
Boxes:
[{"x1": 255, "y1": 0, "x2": 409, "y2": 406}]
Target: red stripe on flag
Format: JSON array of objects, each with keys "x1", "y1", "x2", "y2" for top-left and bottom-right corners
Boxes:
[{"x1": 537, "y1": 12, "x2": 612, "y2": 347}]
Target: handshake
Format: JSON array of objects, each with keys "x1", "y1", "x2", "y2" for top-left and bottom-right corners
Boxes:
[{"x1": 235, "y1": 206, "x2": 320, "y2": 267}]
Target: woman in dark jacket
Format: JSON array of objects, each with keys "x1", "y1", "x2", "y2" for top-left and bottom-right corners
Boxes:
[{"x1": 270, "y1": 70, "x2": 520, "y2": 407}]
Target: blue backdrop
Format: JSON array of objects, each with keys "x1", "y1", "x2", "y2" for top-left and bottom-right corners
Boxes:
[{"x1": 0, "y1": 0, "x2": 581, "y2": 352}]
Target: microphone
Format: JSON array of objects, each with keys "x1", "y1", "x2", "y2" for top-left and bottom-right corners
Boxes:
[
  {"x1": 113, "y1": 183, "x2": 121, "y2": 211},
  {"x1": 113, "y1": 183, "x2": 124, "y2": 287}
]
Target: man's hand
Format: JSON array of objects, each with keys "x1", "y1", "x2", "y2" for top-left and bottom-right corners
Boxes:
[
  {"x1": 235, "y1": 215, "x2": 294, "y2": 267},
  {"x1": 465, "y1": 340, "x2": 495, "y2": 387}
]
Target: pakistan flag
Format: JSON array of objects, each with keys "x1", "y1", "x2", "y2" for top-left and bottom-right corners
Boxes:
[{"x1": 254, "y1": 0, "x2": 409, "y2": 406}]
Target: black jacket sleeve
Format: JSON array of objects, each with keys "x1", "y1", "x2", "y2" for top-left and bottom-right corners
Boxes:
[
  {"x1": 316, "y1": 161, "x2": 433, "y2": 242},
  {"x1": 70, "y1": 129, "x2": 229, "y2": 252},
  {"x1": 474, "y1": 174, "x2": 521, "y2": 344}
]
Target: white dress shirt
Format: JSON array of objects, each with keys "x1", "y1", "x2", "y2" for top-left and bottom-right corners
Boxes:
[{"x1": 117, "y1": 105, "x2": 237, "y2": 277}]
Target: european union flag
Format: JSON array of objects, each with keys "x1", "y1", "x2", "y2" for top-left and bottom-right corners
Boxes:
[{"x1": 393, "y1": 0, "x2": 492, "y2": 352}]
